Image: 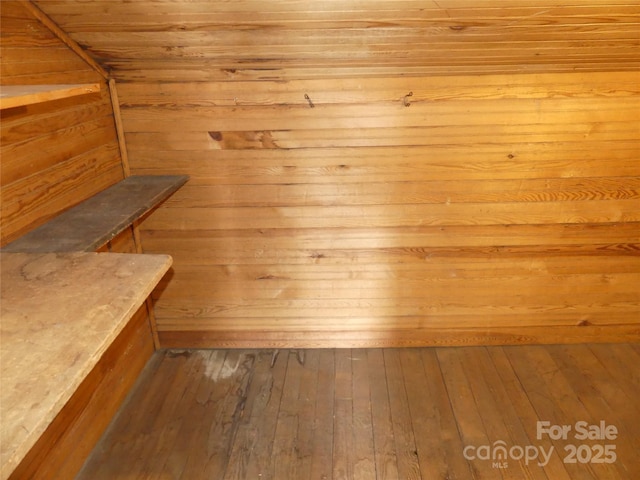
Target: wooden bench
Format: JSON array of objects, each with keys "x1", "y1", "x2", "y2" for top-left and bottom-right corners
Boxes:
[
  {"x1": 0, "y1": 252, "x2": 172, "y2": 478},
  {"x1": 0, "y1": 174, "x2": 187, "y2": 479}
]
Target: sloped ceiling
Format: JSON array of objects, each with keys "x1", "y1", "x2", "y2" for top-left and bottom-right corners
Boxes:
[{"x1": 32, "y1": 0, "x2": 640, "y2": 81}]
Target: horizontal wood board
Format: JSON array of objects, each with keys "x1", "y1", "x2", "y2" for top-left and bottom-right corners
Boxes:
[
  {"x1": 1, "y1": 175, "x2": 189, "y2": 253},
  {"x1": 0, "y1": 83, "x2": 101, "y2": 110}
]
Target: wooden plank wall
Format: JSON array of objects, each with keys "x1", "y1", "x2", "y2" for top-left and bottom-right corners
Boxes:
[
  {"x1": 118, "y1": 72, "x2": 640, "y2": 348},
  {"x1": 32, "y1": 1, "x2": 640, "y2": 79},
  {"x1": 0, "y1": 1, "x2": 121, "y2": 245},
  {"x1": 31, "y1": 0, "x2": 640, "y2": 347}
]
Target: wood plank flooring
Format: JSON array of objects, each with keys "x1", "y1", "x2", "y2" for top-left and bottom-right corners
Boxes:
[{"x1": 77, "y1": 345, "x2": 640, "y2": 479}]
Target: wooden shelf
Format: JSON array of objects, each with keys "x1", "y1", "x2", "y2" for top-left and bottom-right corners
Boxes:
[
  {"x1": 0, "y1": 251, "x2": 172, "y2": 479},
  {"x1": 1, "y1": 175, "x2": 189, "y2": 253},
  {"x1": 0, "y1": 83, "x2": 101, "y2": 110},
  {"x1": 0, "y1": 175, "x2": 187, "y2": 478}
]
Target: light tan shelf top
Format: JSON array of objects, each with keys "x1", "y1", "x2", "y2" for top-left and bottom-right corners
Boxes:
[
  {"x1": 0, "y1": 83, "x2": 101, "y2": 109},
  {"x1": 0, "y1": 252, "x2": 172, "y2": 480}
]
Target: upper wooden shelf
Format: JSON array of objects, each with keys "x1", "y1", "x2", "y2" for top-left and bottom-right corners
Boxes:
[
  {"x1": 0, "y1": 251, "x2": 172, "y2": 479},
  {"x1": 0, "y1": 83, "x2": 101, "y2": 110},
  {"x1": 1, "y1": 175, "x2": 189, "y2": 253}
]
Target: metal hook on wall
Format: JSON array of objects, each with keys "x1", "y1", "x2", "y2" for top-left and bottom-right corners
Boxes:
[
  {"x1": 403, "y1": 91, "x2": 413, "y2": 107},
  {"x1": 304, "y1": 93, "x2": 315, "y2": 108}
]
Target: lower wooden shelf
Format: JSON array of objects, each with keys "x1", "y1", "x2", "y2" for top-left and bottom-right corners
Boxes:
[{"x1": 0, "y1": 251, "x2": 172, "y2": 480}]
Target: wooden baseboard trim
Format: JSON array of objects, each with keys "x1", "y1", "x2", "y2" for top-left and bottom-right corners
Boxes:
[{"x1": 158, "y1": 325, "x2": 640, "y2": 349}]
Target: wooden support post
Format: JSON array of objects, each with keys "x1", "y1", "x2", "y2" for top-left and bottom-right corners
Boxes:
[
  {"x1": 108, "y1": 79, "x2": 131, "y2": 177},
  {"x1": 110, "y1": 77, "x2": 163, "y2": 349}
]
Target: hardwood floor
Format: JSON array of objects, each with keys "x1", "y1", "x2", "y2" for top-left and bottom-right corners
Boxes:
[{"x1": 77, "y1": 345, "x2": 640, "y2": 479}]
